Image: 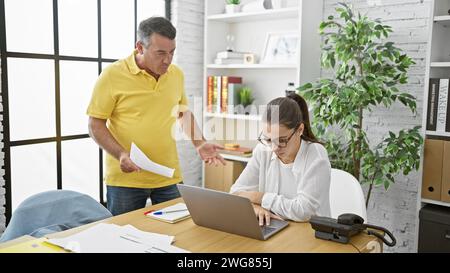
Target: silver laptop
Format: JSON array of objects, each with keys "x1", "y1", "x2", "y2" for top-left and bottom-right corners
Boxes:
[{"x1": 177, "y1": 184, "x2": 289, "y2": 240}]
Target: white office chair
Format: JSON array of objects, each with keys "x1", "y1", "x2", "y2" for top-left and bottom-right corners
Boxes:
[{"x1": 329, "y1": 168, "x2": 367, "y2": 222}]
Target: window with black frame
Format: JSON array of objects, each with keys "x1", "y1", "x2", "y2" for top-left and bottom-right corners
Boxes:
[{"x1": 0, "y1": 0, "x2": 170, "y2": 223}]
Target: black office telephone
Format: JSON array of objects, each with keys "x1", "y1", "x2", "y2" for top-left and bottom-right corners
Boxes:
[{"x1": 309, "y1": 213, "x2": 396, "y2": 247}]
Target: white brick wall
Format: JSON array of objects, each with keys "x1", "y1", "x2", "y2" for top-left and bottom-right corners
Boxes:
[
  {"x1": 172, "y1": 0, "x2": 204, "y2": 187},
  {"x1": 323, "y1": 0, "x2": 432, "y2": 252}
]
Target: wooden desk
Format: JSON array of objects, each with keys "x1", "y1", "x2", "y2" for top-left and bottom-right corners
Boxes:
[{"x1": 0, "y1": 198, "x2": 382, "y2": 253}]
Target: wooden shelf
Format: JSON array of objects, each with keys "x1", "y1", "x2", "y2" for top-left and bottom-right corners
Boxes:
[
  {"x1": 204, "y1": 112, "x2": 262, "y2": 121},
  {"x1": 206, "y1": 64, "x2": 297, "y2": 69},
  {"x1": 430, "y1": 62, "x2": 450, "y2": 67},
  {"x1": 434, "y1": 15, "x2": 450, "y2": 27},
  {"x1": 219, "y1": 153, "x2": 251, "y2": 163},
  {"x1": 425, "y1": 130, "x2": 450, "y2": 137},
  {"x1": 421, "y1": 198, "x2": 450, "y2": 208},
  {"x1": 207, "y1": 7, "x2": 299, "y2": 23}
]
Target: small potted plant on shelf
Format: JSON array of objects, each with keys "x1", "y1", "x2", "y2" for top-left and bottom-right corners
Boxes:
[
  {"x1": 238, "y1": 87, "x2": 255, "y2": 115},
  {"x1": 225, "y1": 0, "x2": 241, "y2": 14}
]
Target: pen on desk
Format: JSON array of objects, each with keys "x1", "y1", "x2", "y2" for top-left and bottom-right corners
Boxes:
[
  {"x1": 143, "y1": 209, "x2": 155, "y2": 215},
  {"x1": 153, "y1": 209, "x2": 188, "y2": 215}
]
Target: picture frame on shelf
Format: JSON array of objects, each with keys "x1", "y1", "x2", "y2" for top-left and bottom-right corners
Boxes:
[{"x1": 260, "y1": 31, "x2": 299, "y2": 64}]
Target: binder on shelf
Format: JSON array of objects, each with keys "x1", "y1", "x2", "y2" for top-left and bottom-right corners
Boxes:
[
  {"x1": 447, "y1": 85, "x2": 450, "y2": 133},
  {"x1": 437, "y1": 79, "x2": 449, "y2": 133},
  {"x1": 426, "y1": 78, "x2": 440, "y2": 131},
  {"x1": 422, "y1": 139, "x2": 444, "y2": 201},
  {"x1": 441, "y1": 141, "x2": 450, "y2": 203}
]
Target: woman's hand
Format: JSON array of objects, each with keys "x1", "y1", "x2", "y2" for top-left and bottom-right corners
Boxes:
[{"x1": 252, "y1": 204, "x2": 282, "y2": 226}]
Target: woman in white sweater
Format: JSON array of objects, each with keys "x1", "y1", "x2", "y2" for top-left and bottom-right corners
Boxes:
[{"x1": 230, "y1": 93, "x2": 331, "y2": 225}]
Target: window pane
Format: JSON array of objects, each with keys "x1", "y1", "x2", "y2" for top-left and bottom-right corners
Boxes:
[
  {"x1": 137, "y1": 0, "x2": 165, "y2": 24},
  {"x1": 102, "y1": 62, "x2": 114, "y2": 71},
  {"x1": 5, "y1": 0, "x2": 54, "y2": 54},
  {"x1": 59, "y1": 0, "x2": 98, "y2": 57},
  {"x1": 11, "y1": 143, "x2": 57, "y2": 211},
  {"x1": 8, "y1": 58, "x2": 55, "y2": 141},
  {"x1": 60, "y1": 61, "x2": 98, "y2": 136},
  {"x1": 62, "y1": 138, "x2": 100, "y2": 201},
  {"x1": 101, "y1": 0, "x2": 134, "y2": 59}
]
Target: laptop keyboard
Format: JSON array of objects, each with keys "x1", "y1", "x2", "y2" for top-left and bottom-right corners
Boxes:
[{"x1": 260, "y1": 225, "x2": 277, "y2": 236}]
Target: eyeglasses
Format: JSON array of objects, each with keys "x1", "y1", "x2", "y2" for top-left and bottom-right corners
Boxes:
[{"x1": 257, "y1": 126, "x2": 299, "y2": 148}]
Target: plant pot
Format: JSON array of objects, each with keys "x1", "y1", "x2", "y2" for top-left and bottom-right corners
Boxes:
[
  {"x1": 270, "y1": 0, "x2": 286, "y2": 9},
  {"x1": 225, "y1": 4, "x2": 240, "y2": 14}
]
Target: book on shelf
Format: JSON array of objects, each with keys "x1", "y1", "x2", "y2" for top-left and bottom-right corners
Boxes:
[
  {"x1": 207, "y1": 75, "x2": 243, "y2": 113},
  {"x1": 212, "y1": 76, "x2": 222, "y2": 113},
  {"x1": 207, "y1": 76, "x2": 213, "y2": 113},
  {"x1": 437, "y1": 78, "x2": 449, "y2": 133},
  {"x1": 426, "y1": 78, "x2": 450, "y2": 133},
  {"x1": 427, "y1": 78, "x2": 439, "y2": 131},
  {"x1": 214, "y1": 58, "x2": 245, "y2": 65},
  {"x1": 221, "y1": 76, "x2": 242, "y2": 114},
  {"x1": 216, "y1": 51, "x2": 249, "y2": 59},
  {"x1": 220, "y1": 144, "x2": 253, "y2": 157}
]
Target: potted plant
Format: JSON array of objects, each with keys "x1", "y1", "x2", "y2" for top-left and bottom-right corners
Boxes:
[
  {"x1": 298, "y1": 3, "x2": 423, "y2": 207},
  {"x1": 238, "y1": 87, "x2": 255, "y2": 115},
  {"x1": 225, "y1": 0, "x2": 241, "y2": 14}
]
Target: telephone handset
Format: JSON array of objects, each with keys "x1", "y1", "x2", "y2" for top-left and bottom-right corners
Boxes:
[{"x1": 310, "y1": 213, "x2": 396, "y2": 247}]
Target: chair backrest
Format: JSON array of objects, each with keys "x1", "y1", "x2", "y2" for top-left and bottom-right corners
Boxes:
[
  {"x1": 329, "y1": 168, "x2": 367, "y2": 222},
  {"x1": 0, "y1": 190, "x2": 112, "y2": 242}
]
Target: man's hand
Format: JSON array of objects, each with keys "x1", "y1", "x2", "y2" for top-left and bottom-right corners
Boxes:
[
  {"x1": 196, "y1": 142, "x2": 226, "y2": 166},
  {"x1": 119, "y1": 152, "x2": 141, "y2": 173},
  {"x1": 252, "y1": 204, "x2": 283, "y2": 226}
]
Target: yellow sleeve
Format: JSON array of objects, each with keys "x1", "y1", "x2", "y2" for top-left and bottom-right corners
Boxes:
[
  {"x1": 86, "y1": 69, "x2": 115, "y2": 119},
  {"x1": 178, "y1": 70, "x2": 189, "y2": 113}
]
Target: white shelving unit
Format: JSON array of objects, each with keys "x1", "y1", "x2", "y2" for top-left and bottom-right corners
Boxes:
[
  {"x1": 202, "y1": 0, "x2": 324, "y2": 187},
  {"x1": 204, "y1": 112, "x2": 261, "y2": 121},
  {"x1": 415, "y1": 0, "x2": 450, "y2": 252},
  {"x1": 207, "y1": 7, "x2": 299, "y2": 23}
]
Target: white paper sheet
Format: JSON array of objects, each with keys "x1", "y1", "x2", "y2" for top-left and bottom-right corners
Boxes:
[
  {"x1": 129, "y1": 142, "x2": 175, "y2": 178},
  {"x1": 47, "y1": 223, "x2": 189, "y2": 253}
]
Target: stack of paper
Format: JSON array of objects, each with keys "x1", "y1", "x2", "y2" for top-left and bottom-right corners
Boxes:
[
  {"x1": 145, "y1": 203, "x2": 191, "y2": 224},
  {"x1": 46, "y1": 223, "x2": 189, "y2": 253}
]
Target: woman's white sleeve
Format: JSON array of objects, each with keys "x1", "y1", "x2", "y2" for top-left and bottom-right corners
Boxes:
[
  {"x1": 261, "y1": 158, "x2": 331, "y2": 222},
  {"x1": 229, "y1": 150, "x2": 261, "y2": 194}
]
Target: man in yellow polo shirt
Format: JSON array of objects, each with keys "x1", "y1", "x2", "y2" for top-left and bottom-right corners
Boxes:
[{"x1": 87, "y1": 17, "x2": 224, "y2": 215}]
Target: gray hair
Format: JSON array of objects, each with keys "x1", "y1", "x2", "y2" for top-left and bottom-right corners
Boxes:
[{"x1": 137, "y1": 16, "x2": 176, "y2": 47}]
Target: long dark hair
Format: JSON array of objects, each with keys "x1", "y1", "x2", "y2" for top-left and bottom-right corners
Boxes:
[{"x1": 264, "y1": 93, "x2": 321, "y2": 144}]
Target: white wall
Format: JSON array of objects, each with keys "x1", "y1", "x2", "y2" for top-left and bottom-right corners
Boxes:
[
  {"x1": 172, "y1": 0, "x2": 204, "y2": 187},
  {"x1": 323, "y1": 0, "x2": 432, "y2": 252}
]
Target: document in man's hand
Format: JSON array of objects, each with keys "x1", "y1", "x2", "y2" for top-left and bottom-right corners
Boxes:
[
  {"x1": 145, "y1": 203, "x2": 191, "y2": 224},
  {"x1": 130, "y1": 142, "x2": 175, "y2": 178}
]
